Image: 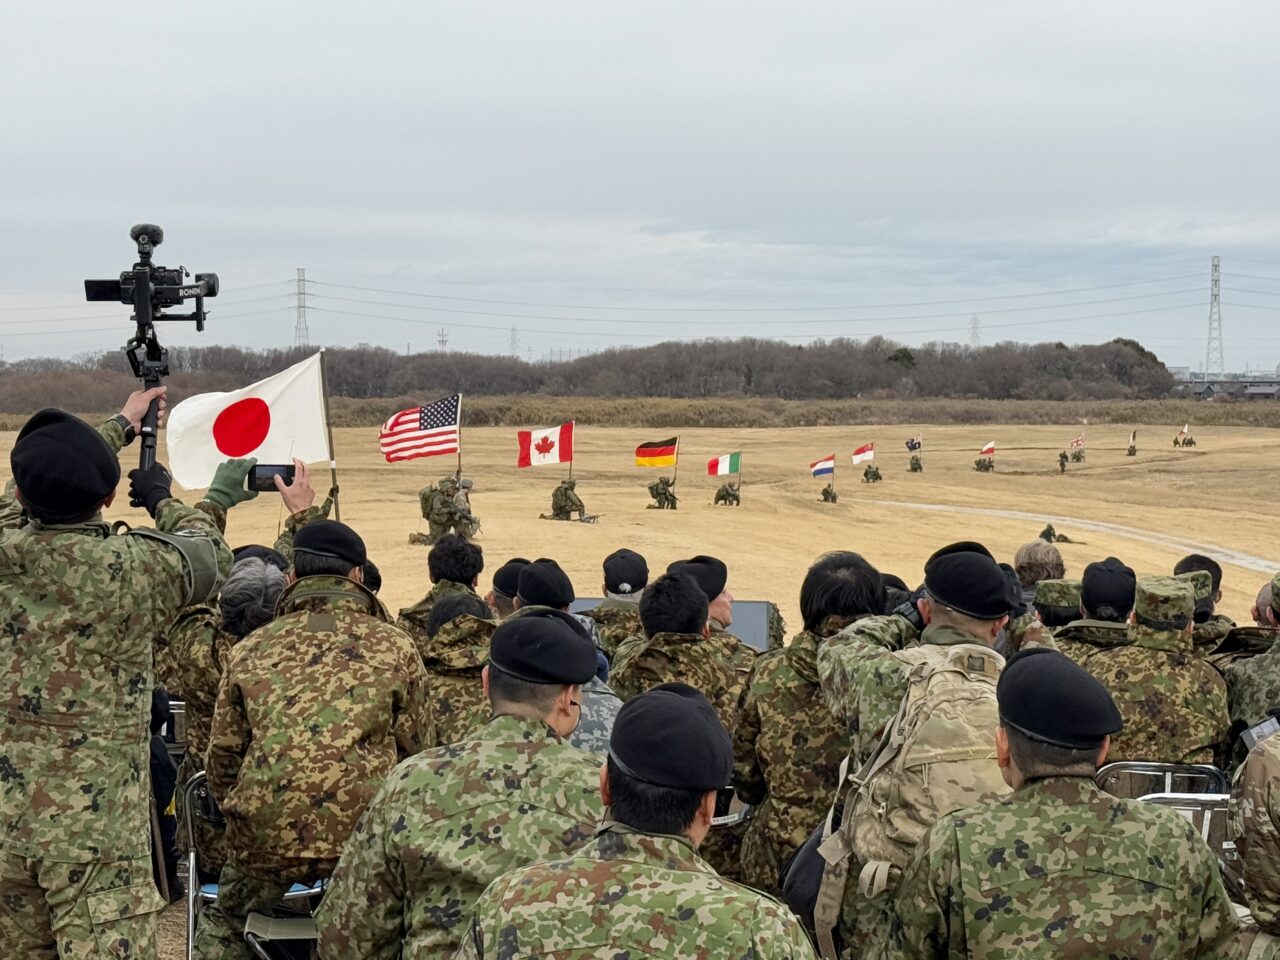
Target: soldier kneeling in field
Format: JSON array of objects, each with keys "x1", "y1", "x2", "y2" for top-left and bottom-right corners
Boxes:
[{"x1": 714, "y1": 482, "x2": 741, "y2": 506}]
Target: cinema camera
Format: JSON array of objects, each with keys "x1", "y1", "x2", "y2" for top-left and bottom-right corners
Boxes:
[{"x1": 84, "y1": 224, "x2": 218, "y2": 468}]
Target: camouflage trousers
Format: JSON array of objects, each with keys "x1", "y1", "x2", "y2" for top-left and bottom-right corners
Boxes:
[
  {"x1": 191, "y1": 861, "x2": 318, "y2": 960},
  {"x1": 0, "y1": 852, "x2": 164, "y2": 959}
]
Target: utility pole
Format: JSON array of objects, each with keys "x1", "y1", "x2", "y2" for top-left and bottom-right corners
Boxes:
[
  {"x1": 294, "y1": 268, "x2": 310, "y2": 348},
  {"x1": 969, "y1": 315, "x2": 981, "y2": 349},
  {"x1": 508, "y1": 326, "x2": 519, "y2": 357},
  {"x1": 437, "y1": 328, "x2": 449, "y2": 352},
  {"x1": 1205, "y1": 255, "x2": 1225, "y2": 378}
]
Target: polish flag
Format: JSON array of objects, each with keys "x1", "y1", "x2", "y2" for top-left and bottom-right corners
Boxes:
[
  {"x1": 980, "y1": 441, "x2": 996, "y2": 456},
  {"x1": 517, "y1": 421, "x2": 574, "y2": 467},
  {"x1": 165, "y1": 353, "x2": 330, "y2": 489},
  {"x1": 851, "y1": 442, "x2": 875, "y2": 464}
]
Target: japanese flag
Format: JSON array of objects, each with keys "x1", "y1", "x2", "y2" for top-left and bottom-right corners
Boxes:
[
  {"x1": 165, "y1": 352, "x2": 331, "y2": 489},
  {"x1": 517, "y1": 422, "x2": 574, "y2": 467}
]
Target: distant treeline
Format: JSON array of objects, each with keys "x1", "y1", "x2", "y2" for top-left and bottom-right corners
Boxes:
[{"x1": 0, "y1": 336, "x2": 1177, "y2": 416}]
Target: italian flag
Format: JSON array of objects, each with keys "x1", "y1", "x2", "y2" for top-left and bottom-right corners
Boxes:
[{"x1": 707, "y1": 452, "x2": 742, "y2": 476}]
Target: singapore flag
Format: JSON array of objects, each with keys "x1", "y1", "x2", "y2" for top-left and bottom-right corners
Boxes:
[{"x1": 165, "y1": 353, "x2": 331, "y2": 489}]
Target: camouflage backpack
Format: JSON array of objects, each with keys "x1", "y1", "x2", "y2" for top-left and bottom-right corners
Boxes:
[
  {"x1": 647, "y1": 479, "x2": 663, "y2": 499},
  {"x1": 812, "y1": 642, "x2": 1009, "y2": 959}
]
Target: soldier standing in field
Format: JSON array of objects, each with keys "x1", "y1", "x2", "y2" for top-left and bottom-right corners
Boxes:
[
  {"x1": 195, "y1": 521, "x2": 428, "y2": 960},
  {"x1": 0, "y1": 392, "x2": 233, "y2": 959},
  {"x1": 884, "y1": 648, "x2": 1239, "y2": 959},
  {"x1": 1059, "y1": 450, "x2": 1069, "y2": 473},
  {"x1": 457, "y1": 684, "x2": 817, "y2": 960}
]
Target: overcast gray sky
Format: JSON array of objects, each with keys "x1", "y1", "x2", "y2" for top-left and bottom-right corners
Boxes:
[{"x1": 3, "y1": 1, "x2": 1278, "y2": 371}]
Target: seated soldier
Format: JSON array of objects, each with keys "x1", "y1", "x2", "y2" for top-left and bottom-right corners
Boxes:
[
  {"x1": 1053, "y1": 557, "x2": 1135, "y2": 663},
  {"x1": 1080, "y1": 576, "x2": 1228, "y2": 766},
  {"x1": 195, "y1": 521, "x2": 428, "y2": 960},
  {"x1": 1223, "y1": 572, "x2": 1280, "y2": 769},
  {"x1": 885, "y1": 649, "x2": 1239, "y2": 958},
  {"x1": 579, "y1": 548, "x2": 648, "y2": 659},
  {"x1": 1175, "y1": 554, "x2": 1236, "y2": 652},
  {"x1": 317, "y1": 610, "x2": 604, "y2": 959},
  {"x1": 457, "y1": 685, "x2": 816, "y2": 960},
  {"x1": 418, "y1": 593, "x2": 497, "y2": 747},
  {"x1": 1232, "y1": 718, "x2": 1280, "y2": 956},
  {"x1": 396, "y1": 534, "x2": 484, "y2": 654},
  {"x1": 483, "y1": 556, "x2": 529, "y2": 619}
]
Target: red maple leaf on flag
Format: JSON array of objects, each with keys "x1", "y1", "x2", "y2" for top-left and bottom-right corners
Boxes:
[{"x1": 535, "y1": 435, "x2": 556, "y2": 456}]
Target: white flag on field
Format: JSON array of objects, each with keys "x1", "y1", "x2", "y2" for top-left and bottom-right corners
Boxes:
[{"x1": 165, "y1": 353, "x2": 330, "y2": 489}]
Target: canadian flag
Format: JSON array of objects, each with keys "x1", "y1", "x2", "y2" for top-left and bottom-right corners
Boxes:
[
  {"x1": 851, "y1": 442, "x2": 875, "y2": 464},
  {"x1": 980, "y1": 441, "x2": 997, "y2": 456},
  {"x1": 165, "y1": 353, "x2": 330, "y2": 489},
  {"x1": 517, "y1": 421, "x2": 574, "y2": 467}
]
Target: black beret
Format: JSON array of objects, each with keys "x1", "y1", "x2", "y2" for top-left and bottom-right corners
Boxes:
[
  {"x1": 492, "y1": 557, "x2": 530, "y2": 599},
  {"x1": 489, "y1": 609, "x2": 597, "y2": 685},
  {"x1": 924, "y1": 551, "x2": 1019, "y2": 620},
  {"x1": 293, "y1": 520, "x2": 366, "y2": 566},
  {"x1": 1081, "y1": 557, "x2": 1137, "y2": 617},
  {"x1": 233, "y1": 544, "x2": 290, "y2": 572},
  {"x1": 998, "y1": 648, "x2": 1123, "y2": 748},
  {"x1": 666, "y1": 555, "x2": 728, "y2": 601},
  {"x1": 604, "y1": 548, "x2": 648, "y2": 594},
  {"x1": 609, "y1": 683, "x2": 732, "y2": 791},
  {"x1": 517, "y1": 558, "x2": 575, "y2": 608},
  {"x1": 926, "y1": 541, "x2": 994, "y2": 566},
  {"x1": 10, "y1": 409, "x2": 119, "y2": 518}
]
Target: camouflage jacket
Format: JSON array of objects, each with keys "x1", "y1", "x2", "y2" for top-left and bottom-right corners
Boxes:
[
  {"x1": 1052, "y1": 618, "x2": 1130, "y2": 665},
  {"x1": 418, "y1": 613, "x2": 496, "y2": 747},
  {"x1": 1195, "y1": 614, "x2": 1237, "y2": 656},
  {"x1": 171, "y1": 605, "x2": 236, "y2": 762},
  {"x1": 1081, "y1": 624, "x2": 1229, "y2": 766},
  {"x1": 733, "y1": 623, "x2": 851, "y2": 893},
  {"x1": 883, "y1": 775, "x2": 1240, "y2": 959},
  {"x1": 456, "y1": 822, "x2": 818, "y2": 960},
  {"x1": 1233, "y1": 731, "x2": 1280, "y2": 936},
  {"x1": 1226, "y1": 639, "x2": 1280, "y2": 770},
  {"x1": 819, "y1": 617, "x2": 1004, "y2": 769},
  {"x1": 396, "y1": 579, "x2": 478, "y2": 659},
  {"x1": 578, "y1": 597, "x2": 643, "y2": 659},
  {"x1": 551, "y1": 485, "x2": 584, "y2": 515},
  {"x1": 206, "y1": 574, "x2": 428, "y2": 878},
  {"x1": 569, "y1": 676, "x2": 621, "y2": 757},
  {"x1": 0, "y1": 476, "x2": 231, "y2": 861},
  {"x1": 315, "y1": 714, "x2": 603, "y2": 960},
  {"x1": 610, "y1": 629, "x2": 753, "y2": 732},
  {"x1": 1209, "y1": 626, "x2": 1278, "y2": 674}
]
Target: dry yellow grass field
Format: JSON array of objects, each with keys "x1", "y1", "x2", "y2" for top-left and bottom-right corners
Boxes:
[{"x1": 6, "y1": 421, "x2": 1272, "y2": 628}]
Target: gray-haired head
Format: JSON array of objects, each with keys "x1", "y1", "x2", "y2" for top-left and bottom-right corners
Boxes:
[{"x1": 219, "y1": 557, "x2": 287, "y2": 638}]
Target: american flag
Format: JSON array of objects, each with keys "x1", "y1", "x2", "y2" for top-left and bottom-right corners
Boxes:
[
  {"x1": 1070, "y1": 434, "x2": 1085, "y2": 448},
  {"x1": 379, "y1": 394, "x2": 461, "y2": 463}
]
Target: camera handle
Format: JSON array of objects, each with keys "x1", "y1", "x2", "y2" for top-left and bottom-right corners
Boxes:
[{"x1": 124, "y1": 263, "x2": 169, "y2": 471}]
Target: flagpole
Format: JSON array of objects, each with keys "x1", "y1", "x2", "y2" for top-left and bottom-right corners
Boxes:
[
  {"x1": 455, "y1": 394, "x2": 463, "y2": 481},
  {"x1": 671, "y1": 437, "x2": 680, "y2": 485},
  {"x1": 737, "y1": 453, "x2": 743, "y2": 504},
  {"x1": 318, "y1": 348, "x2": 342, "y2": 521}
]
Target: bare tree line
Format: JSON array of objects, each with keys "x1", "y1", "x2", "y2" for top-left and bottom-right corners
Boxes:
[{"x1": 0, "y1": 336, "x2": 1175, "y2": 415}]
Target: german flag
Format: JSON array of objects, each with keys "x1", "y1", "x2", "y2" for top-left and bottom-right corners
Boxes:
[{"x1": 635, "y1": 436, "x2": 678, "y2": 467}]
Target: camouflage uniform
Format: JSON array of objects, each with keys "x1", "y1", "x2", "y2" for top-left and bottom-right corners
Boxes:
[
  {"x1": 1224, "y1": 628, "x2": 1280, "y2": 770},
  {"x1": 550, "y1": 481, "x2": 583, "y2": 520},
  {"x1": 821, "y1": 482, "x2": 838, "y2": 503},
  {"x1": 416, "y1": 479, "x2": 456, "y2": 544},
  {"x1": 733, "y1": 616, "x2": 855, "y2": 894},
  {"x1": 1178, "y1": 569, "x2": 1237, "y2": 655},
  {"x1": 1080, "y1": 576, "x2": 1229, "y2": 766},
  {"x1": 416, "y1": 613, "x2": 496, "y2": 747},
  {"x1": 0, "y1": 419, "x2": 232, "y2": 960},
  {"x1": 1053, "y1": 617, "x2": 1130, "y2": 665},
  {"x1": 456, "y1": 823, "x2": 818, "y2": 960},
  {"x1": 1059, "y1": 450, "x2": 1069, "y2": 473},
  {"x1": 714, "y1": 482, "x2": 740, "y2": 505},
  {"x1": 196, "y1": 575, "x2": 428, "y2": 960},
  {"x1": 1233, "y1": 731, "x2": 1280, "y2": 953},
  {"x1": 396, "y1": 578, "x2": 478, "y2": 660},
  {"x1": 908, "y1": 454, "x2": 923, "y2": 472},
  {"x1": 1031, "y1": 578, "x2": 1081, "y2": 627},
  {"x1": 315, "y1": 714, "x2": 603, "y2": 959},
  {"x1": 883, "y1": 775, "x2": 1240, "y2": 958},
  {"x1": 578, "y1": 597, "x2": 643, "y2": 660}
]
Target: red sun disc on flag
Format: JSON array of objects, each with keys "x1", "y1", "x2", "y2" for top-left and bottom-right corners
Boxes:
[{"x1": 212, "y1": 398, "x2": 271, "y2": 456}]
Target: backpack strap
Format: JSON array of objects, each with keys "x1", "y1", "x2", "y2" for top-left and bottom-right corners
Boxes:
[{"x1": 813, "y1": 754, "x2": 853, "y2": 960}]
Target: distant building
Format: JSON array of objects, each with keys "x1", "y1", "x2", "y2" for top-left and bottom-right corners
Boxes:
[
  {"x1": 1166, "y1": 366, "x2": 1194, "y2": 381},
  {"x1": 1177, "y1": 377, "x2": 1280, "y2": 401}
]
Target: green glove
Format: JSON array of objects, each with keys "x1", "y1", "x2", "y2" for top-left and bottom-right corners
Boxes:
[{"x1": 205, "y1": 457, "x2": 259, "y2": 509}]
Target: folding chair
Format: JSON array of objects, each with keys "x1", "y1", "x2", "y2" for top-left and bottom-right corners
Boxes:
[
  {"x1": 183, "y1": 770, "x2": 328, "y2": 959},
  {"x1": 164, "y1": 700, "x2": 188, "y2": 767},
  {"x1": 1139, "y1": 792, "x2": 1241, "y2": 898},
  {"x1": 1095, "y1": 761, "x2": 1228, "y2": 799}
]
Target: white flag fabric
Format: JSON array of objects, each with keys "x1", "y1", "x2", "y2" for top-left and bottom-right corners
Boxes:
[{"x1": 165, "y1": 353, "x2": 330, "y2": 489}]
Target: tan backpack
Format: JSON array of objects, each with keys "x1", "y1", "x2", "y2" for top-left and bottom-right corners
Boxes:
[{"x1": 812, "y1": 642, "x2": 1010, "y2": 959}]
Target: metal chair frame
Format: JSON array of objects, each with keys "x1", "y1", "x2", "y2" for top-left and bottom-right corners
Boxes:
[{"x1": 1095, "y1": 761, "x2": 1228, "y2": 798}]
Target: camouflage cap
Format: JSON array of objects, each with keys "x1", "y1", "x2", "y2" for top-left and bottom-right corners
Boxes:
[
  {"x1": 1033, "y1": 579, "x2": 1082, "y2": 608},
  {"x1": 1132, "y1": 576, "x2": 1195, "y2": 630},
  {"x1": 459, "y1": 478, "x2": 474, "y2": 489},
  {"x1": 1175, "y1": 570, "x2": 1213, "y2": 603}
]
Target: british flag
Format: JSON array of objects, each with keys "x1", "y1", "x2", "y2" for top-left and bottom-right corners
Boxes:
[{"x1": 1070, "y1": 434, "x2": 1085, "y2": 448}]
